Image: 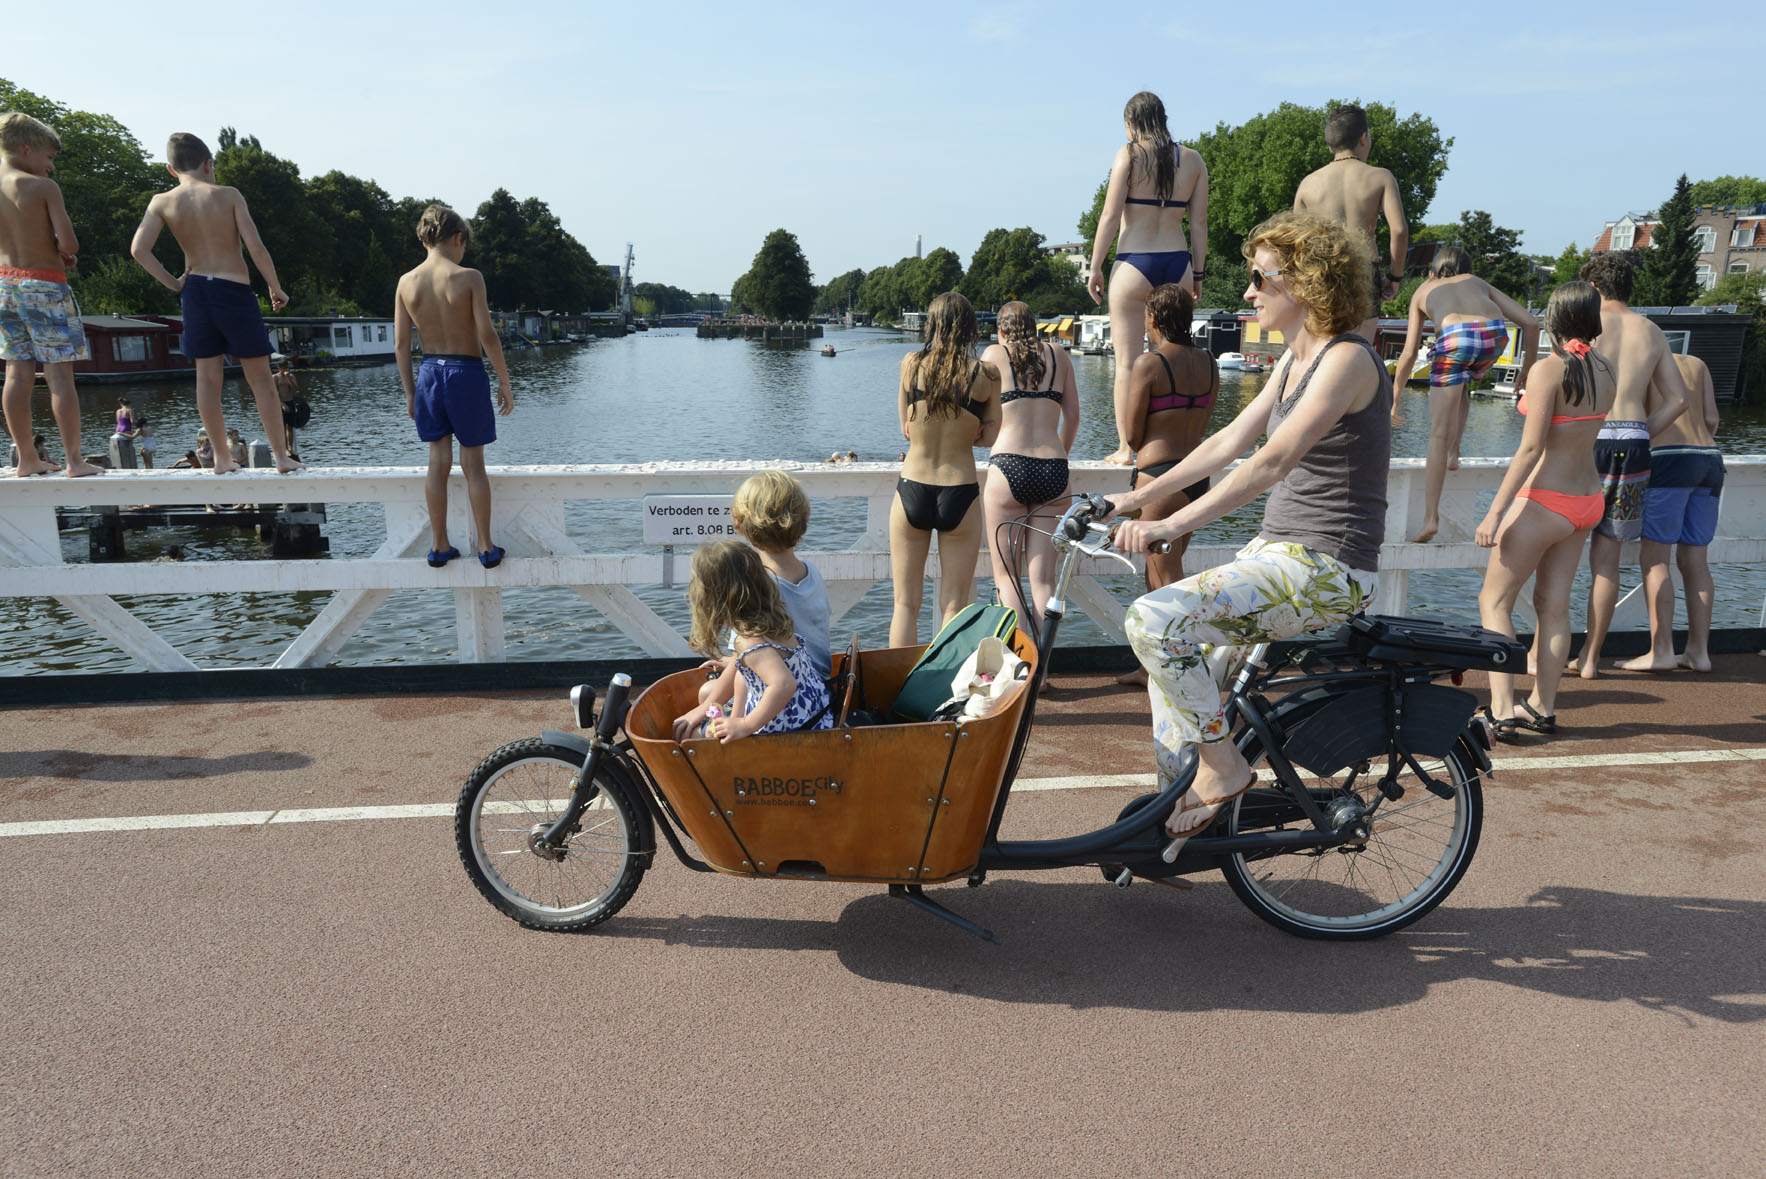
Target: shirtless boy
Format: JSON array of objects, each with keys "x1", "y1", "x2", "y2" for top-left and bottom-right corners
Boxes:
[
  {"x1": 393, "y1": 204, "x2": 513, "y2": 569},
  {"x1": 0, "y1": 112, "x2": 102, "y2": 477},
  {"x1": 1390, "y1": 245, "x2": 1540, "y2": 542},
  {"x1": 1293, "y1": 103, "x2": 1409, "y2": 343},
  {"x1": 1615, "y1": 351, "x2": 1723, "y2": 674},
  {"x1": 129, "y1": 133, "x2": 302, "y2": 475},
  {"x1": 1573, "y1": 252, "x2": 1689, "y2": 677}
]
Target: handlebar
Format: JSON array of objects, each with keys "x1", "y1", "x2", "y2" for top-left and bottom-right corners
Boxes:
[{"x1": 1055, "y1": 494, "x2": 1172, "y2": 555}]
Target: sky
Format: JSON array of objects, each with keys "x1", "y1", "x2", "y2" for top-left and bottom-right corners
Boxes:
[{"x1": 8, "y1": 0, "x2": 1756, "y2": 294}]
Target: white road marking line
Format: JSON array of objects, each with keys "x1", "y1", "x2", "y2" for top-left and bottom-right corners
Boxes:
[{"x1": 2, "y1": 746, "x2": 1762, "y2": 838}]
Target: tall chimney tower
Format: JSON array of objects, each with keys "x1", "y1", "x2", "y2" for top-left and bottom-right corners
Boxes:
[{"x1": 916, "y1": 234, "x2": 922, "y2": 259}]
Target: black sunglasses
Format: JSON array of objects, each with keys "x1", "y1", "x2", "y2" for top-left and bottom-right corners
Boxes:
[{"x1": 1248, "y1": 266, "x2": 1285, "y2": 291}]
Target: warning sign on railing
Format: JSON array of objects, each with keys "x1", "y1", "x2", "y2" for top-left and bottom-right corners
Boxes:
[{"x1": 642, "y1": 495, "x2": 734, "y2": 545}]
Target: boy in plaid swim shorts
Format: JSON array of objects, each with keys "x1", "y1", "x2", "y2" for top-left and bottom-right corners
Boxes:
[{"x1": 0, "y1": 112, "x2": 102, "y2": 477}]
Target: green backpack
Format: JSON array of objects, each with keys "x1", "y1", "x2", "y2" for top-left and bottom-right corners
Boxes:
[{"x1": 891, "y1": 604, "x2": 1018, "y2": 722}]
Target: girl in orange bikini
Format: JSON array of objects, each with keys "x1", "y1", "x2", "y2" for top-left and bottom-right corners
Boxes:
[{"x1": 1474, "y1": 281, "x2": 1615, "y2": 740}]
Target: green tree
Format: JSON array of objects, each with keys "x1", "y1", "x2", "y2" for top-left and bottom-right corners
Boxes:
[
  {"x1": 1636, "y1": 174, "x2": 1700, "y2": 308},
  {"x1": 1381, "y1": 274, "x2": 1427, "y2": 319},
  {"x1": 1450, "y1": 210, "x2": 1535, "y2": 300},
  {"x1": 735, "y1": 228, "x2": 815, "y2": 319},
  {"x1": 214, "y1": 134, "x2": 332, "y2": 297},
  {"x1": 1697, "y1": 270, "x2": 1766, "y2": 397},
  {"x1": 72, "y1": 256, "x2": 176, "y2": 316},
  {"x1": 1685, "y1": 176, "x2": 1766, "y2": 208},
  {"x1": 913, "y1": 247, "x2": 963, "y2": 311},
  {"x1": 855, "y1": 264, "x2": 900, "y2": 321},
  {"x1": 303, "y1": 170, "x2": 409, "y2": 313},
  {"x1": 693, "y1": 291, "x2": 725, "y2": 313},
  {"x1": 1549, "y1": 243, "x2": 1591, "y2": 288},
  {"x1": 470, "y1": 188, "x2": 532, "y2": 309},
  {"x1": 816, "y1": 267, "x2": 866, "y2": 315}
]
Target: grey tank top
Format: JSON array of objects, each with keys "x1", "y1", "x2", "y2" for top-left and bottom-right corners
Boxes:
[{"x1": 1260, "y1": 335, "x2": 1392, "y2": 571}]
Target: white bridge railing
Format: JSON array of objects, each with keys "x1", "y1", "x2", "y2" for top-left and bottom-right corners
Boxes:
[{"x1": 2, "y1": 458, "x2": 1763, "y2": 673}]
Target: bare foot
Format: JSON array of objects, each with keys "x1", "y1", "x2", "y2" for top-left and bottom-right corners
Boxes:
[
  {"x1": 1164, "y1": 770, "x2": 1256, "y2": 838},
  {"x1": 210, "y1": 458, "x2": 241, "y2": 475},
  {"x1": 1614, "y1": 655, "x2": 1677, "y2": 673},
  {"x1": 1409, "y1": 521, "x2": 1438, "y2": 543},
  {"x1": 14, "y1": 458, "x2": 57, "y2": 477},
  {"x1": 1102, "y1": 447, "x2": 1134, "y2": 466},
  {"x1": 1447, "y1": 454, "x2": 1461, "y2": 471},
  {"x1": 1576, "y1": 656, "x2": 1600, "y2": 680},
  {"x1": 1114, "y1": 666, "x2": 1149, "y2": 687},
  {"x1": 275, "y1": 456, "x2": 306, "y2": 474},
  {"x1": 1675, "y1": 653, "x2": 1713, "y2": 673},
  {"x1": 63, "y1": 460, "x2": 105, "y2": 478}
]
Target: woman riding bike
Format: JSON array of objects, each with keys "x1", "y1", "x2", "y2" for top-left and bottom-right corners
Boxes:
[{"x1": 1111, "y1": 210, "x2": 1392, "y2": 857}]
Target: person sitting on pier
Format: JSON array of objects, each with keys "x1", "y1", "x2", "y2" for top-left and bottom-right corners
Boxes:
[
  {"x1": 1615, "y1": 350, "x2": 1724, "y2": 674},
  {"x1": 1572, "y1": 251, "x2": 1689, "y2": 678},
  {"x1": 1473, "y1": 281, "x2": 1614, "y2": 740},
  {"x1": 1110, "y1": 211, "x2": 1392, "y2": 854},
  {"x1": 1088, "y1": 91, "x2": 1209, "y2": 466},
  {"x1": 980, "y1": 300, "x2": 1078, "y2": 629},
  {"x1": 128, "y1": 132, "x2": 304, "y2": 475},
  {"x1": 393, "y1": 203, "x2": 514, "y2": 569},
  {"x1": 0, "y1": 111, "x2": 103, "y2": 478},
  {"x1": 1390, "y1": 245, "x2": 1540, "y2": 543},
  {"x1": 672, "y1": 539, "x2": 833, "y2": 743},
  {"x1": 890, "y1": 291, "x2": 1001, "y2": 646}
]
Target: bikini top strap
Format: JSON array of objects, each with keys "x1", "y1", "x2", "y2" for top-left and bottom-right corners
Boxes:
[
  {"x1": 1156, "y1": 351, "x2": 1177, "y2": 396},
  {"x1": 1044, "y1": 342, "x2": 1058, "y2": 391}
]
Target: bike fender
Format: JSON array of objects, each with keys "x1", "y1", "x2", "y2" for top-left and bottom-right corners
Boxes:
[
  {"x1": 1455, "y1": 728, "x2": 1493, "y2": 779},
  {"x1": 540, "y1": 730, "x2": 592, "y2": 758}
]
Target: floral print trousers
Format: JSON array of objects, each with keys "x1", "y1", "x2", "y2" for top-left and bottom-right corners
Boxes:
[{"x1": 1125, "y1": 537, "x2": 1378, "y2": 788}]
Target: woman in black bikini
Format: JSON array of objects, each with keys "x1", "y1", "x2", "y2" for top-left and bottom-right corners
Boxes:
[
  {"x1": 1117, "y1": 283, "x2": 1218, "y2": 685},
  {"x1": 890, "y1": 291, "x2": 1001, "y2": 646},
  {"x1": 1087, "y1": 91, "x2": 1209, "y2": 467},
  {"x1": 980, "y1": 301, "x2": 1078, "y2": 627}
]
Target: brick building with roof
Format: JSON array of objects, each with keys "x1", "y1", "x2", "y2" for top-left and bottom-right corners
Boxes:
[{"x1": 1593, "y1": 204, "x2": 1766, "y2": 290}]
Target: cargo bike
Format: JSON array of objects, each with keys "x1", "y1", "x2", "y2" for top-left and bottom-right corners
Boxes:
[{"x1": 456, "y1": 496, "x2": 1524, "y2": 942}]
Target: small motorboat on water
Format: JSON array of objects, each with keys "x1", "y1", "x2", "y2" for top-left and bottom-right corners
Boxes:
[
  {"x1": 1218, "y1": 352, "x2": 1249, "y2": 369},
  {"x1": 820, "y1": 345, "x2": 837, "y2": 357}
]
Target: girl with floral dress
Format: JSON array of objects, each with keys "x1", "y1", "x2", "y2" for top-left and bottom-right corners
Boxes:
[{"x1": 671, "y1": 539, "x2": 833, "y2": 743}]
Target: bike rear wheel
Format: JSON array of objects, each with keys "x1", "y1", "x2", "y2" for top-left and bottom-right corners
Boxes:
[
  {"x1": 455, "y1": 738, "x2": 647, "y2": 931},
  {"x1": 1220, "y1": 738, "x2": 1482, "y2": 940}
]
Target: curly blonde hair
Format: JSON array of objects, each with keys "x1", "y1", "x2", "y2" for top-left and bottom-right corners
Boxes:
[
  {"x1": 996, "y1": 301, "x2": 1045, "y2": 390},
  {"x1": 731, "y1": 470, "x2": 810, "y2": 550},
  {"x1": 1241, "y1": 211, "x2": 1375, "y2": 337}
]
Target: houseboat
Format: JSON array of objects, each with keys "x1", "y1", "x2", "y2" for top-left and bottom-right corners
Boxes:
[
  {"x1": 266, "y1": 317, "x2": 401, "y2": 365},
  {"x1": 1077, "y1": 314, "x2": 1111, "y2": 355}
]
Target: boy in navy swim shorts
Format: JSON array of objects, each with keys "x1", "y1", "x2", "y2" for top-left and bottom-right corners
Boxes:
[
  {"x1": 129, "y1": 132, "x2": 304, "y2": 474},
  {"x1": 0, "y1": 112, "x2": 103, "y2": 478},
  {"x1": 394, "y1": 204, "x2": 513, "y2": 568}
]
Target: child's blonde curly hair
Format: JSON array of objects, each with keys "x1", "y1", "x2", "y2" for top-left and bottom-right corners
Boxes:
[
  {"x1": 687, "y1": 540, "x2": 794, "y2": 656},
  {"x1": 731, "y1": 470, "x2": 810, "y2": 550},
  {"x1": 1242, "y1": 211, "x2": 1376, "y2": 338}
]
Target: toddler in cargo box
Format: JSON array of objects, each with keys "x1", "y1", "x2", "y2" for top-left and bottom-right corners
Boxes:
[{"x1": 672, "y1": 539, "x2": 833, "y2": 743}]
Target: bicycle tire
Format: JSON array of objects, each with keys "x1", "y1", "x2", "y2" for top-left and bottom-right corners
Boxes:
[
  {"x1": 1220, "y1": 736, "x2": 1483, "y2": 940},
  {"x1": 455, "y1": 738, "x2": 647, "y2": 931}
]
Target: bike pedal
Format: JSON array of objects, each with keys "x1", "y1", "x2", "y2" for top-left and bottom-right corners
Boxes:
[{"x1": 1114, "y1": 867, "x2": 1134, "y2": 889}]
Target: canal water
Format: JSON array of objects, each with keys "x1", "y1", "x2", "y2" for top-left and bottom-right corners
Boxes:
[{"x1": 7, "y1": 326, "x2": 1765, "y2": 674}]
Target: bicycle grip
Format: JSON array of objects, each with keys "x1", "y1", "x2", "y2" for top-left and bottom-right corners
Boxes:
[{"x1": 1148, "y1": 540, "x2": 1172, "y2": 555}]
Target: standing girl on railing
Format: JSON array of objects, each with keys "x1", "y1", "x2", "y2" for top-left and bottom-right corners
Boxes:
[
  {"x1": 1473, "y1": 281, "x2": 1614, "y2": 740},
  {"x1": 890, "y1": 292, "x2": 1001, "y2": 646},
  {"x1": 1087, "y1": 91, "x2": 1209, "y2": 466},
  {"x1": 980, "y1": 301, "x2": 1077, "y2": 627},
  {"x1": 672, "y1": 539, "x2": 832, "y2": 743}
]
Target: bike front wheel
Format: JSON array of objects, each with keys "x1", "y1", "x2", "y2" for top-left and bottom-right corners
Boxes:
[
  {"x1": 1220, "y1": 738, "x2": 1483, "y2": 940},
  {"x1": 455, "y1": 738, "x2": 648, "y2": 931}
]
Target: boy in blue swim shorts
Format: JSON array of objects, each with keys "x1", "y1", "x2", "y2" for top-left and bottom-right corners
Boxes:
[
  {"x1": 394, "y1": 204, "x2": 513, "y2": 568},
  {"x1": 129, "y1": 132, "x2": 304, "y2": 474},
  {"x1": 0, "y1": 112, "x2": 103, "y2": 478}
]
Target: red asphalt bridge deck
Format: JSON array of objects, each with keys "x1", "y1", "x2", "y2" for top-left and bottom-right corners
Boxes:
[{"x1": 2, "y1": 659, "x2": 1764, "y2": 1176}]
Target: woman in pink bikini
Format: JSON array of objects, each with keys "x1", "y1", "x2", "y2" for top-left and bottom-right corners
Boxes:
[{"x1": 1474, "y1": 281, "x2": 1614, "y2": 740}]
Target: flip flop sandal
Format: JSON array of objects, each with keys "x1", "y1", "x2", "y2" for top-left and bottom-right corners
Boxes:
[
  {"x1": 1161, "y1": 775, "x2": 1255, "y2": 862},
  {"x1": 1480, "y1": 705, "x2": 1522, "y2": 744},
  {"x1": 1516, "y1": 700, "x2": 1557, "y2": 734},
  {"x1": 426, "y1": 546, "x2": 459, "y2": 568}
]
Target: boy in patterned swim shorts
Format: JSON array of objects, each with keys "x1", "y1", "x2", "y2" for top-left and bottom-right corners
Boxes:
[{"x1": 0, "y1": 112, "x2": 102, "y2": 478}]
